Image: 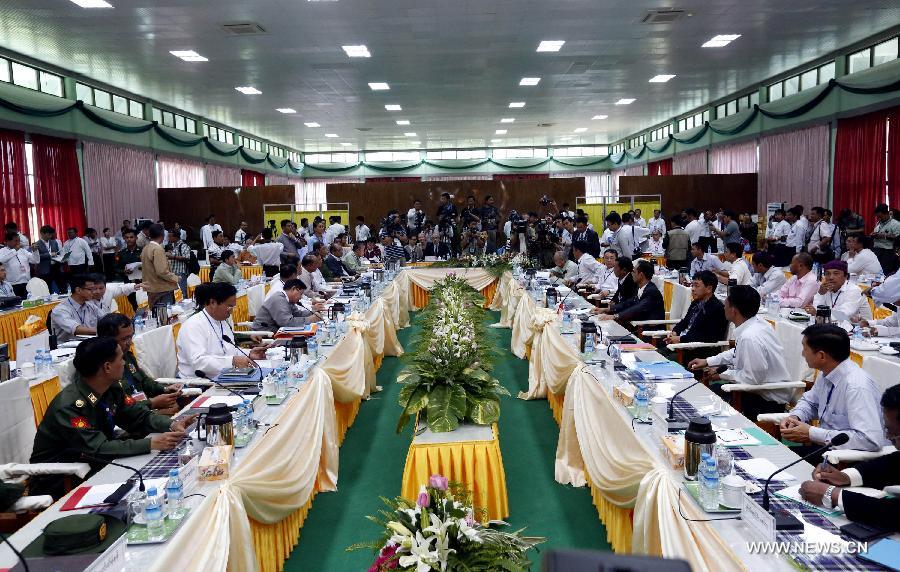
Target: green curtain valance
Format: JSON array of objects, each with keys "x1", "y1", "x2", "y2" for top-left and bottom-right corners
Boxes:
[
  {"x1": 550, "y1": 156, "x2": 608, "y2": 168},
  {"x1": 671, "y1": 124, "x2": 708, "y2": 144},
  {"x1": 835, "y1": 59, "x2": 900, "y2": 94},
  {"x1": 422, "y1": 158, "x2": 491, "y2": 170},
  {"x1": 645, "y1": 137, "x2": 673, "y2": 154},
  {"x1": 707, "y1": 107, "x2": 758, "y2": 135},
  {"x1": 756, "y1": 82, "x2": 833, "y2": 120},
  {"x1": 204, "y1": 139, "x2": 241, "y2": 157}
]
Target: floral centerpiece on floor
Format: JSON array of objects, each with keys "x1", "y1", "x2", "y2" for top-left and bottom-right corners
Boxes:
[
  {"x1": 397, "y1": 276, "x2": 508, "y2": 433},
  {"x1": 349, "y1": 475, "x2": 544, "y2": 572},
  {"x1": 431, "y1": 252, "x2": 536, "y2": 280}
]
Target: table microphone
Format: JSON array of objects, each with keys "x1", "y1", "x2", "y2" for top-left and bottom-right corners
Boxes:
[
  {"x1": 64, "y1": 449, "x2": 145, "y2": 493},
  {"x1": 221, "y1": 334, "x2": 264, "y2": 383},
  {"x1": 761, "y1": 432, "x2": 850, "y2": 530},
  {"x1": 666, "y1": 380, "x2": 702, "y2": 432},
  {"x1": 298, "y1": 301, "x2": 327, "y2": 323},
  {"x1": 193, "y1": 370, "x2": 247, "y2": 399}
]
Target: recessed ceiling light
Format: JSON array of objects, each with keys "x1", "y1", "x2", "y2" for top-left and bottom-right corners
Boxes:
[
  {"x1": 304, "y1": 122, "x2": 320, "y2": 128},
  {"x1": 342, "y1": 45, "x2": 371, "y2": 58},
  {"x1": 325, "y1": 133, "x2": 339, "y2": 138},
  {"x1": 500, "y1": 118, "x2": 515, "y2": 123},
  {"x1": 396, "y1": 120, "x2": 410, "y2": 125},
  {"x1": 69, "y1": 0, "x2": 112, "y2": 7},
  {"x1": 170, "y1": 50, "x2": 208, "y2": 62},
  {"x1": 385, "y1": 104, "x2": 402, "y2": 111},
  {"x1": 235, "y1": 86, "x2": 262, "y2": 95},
  {"x1": 509, "y1": 102, "x2": 525, "y2": 108},
  {"x1": 615, "y1": 98, "x2": 635, "y2": 105},
  {"x1": 519, "y1": 77, "x2": 541, "y2": 86},
  {"x1": 591, "y1": 115, "x2": 608, "y2": 120},
  {"x1": 649, "y1": 74, "x2": 676, "y2": 83},
  {"x1": 537, "y1": 40, "x2": 565, "y2": 52},
  {"x1": 702, "y1": 34, "x2": 740, "y2": 48},
  {"x1": 404, "y1": 132, "x2": 417, "y2": 137},
  {"x1": 368, "y1": 82, "x2": 390, "y2": 90},
  {"x1": 495, "y1": 129, "x2": 507, "y2": 135},
  {"x1": 276, "y1": 108, "x2": 297, "y2": 114},
  {"x1": 574, "y1": 127, "x2": 587, "y2": 133}
]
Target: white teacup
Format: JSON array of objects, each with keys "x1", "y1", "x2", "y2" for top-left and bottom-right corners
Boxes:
[
  {"x1": 19, "y1": 362, "x2": 35, "y2": 378},
  {"x1": 721, "y1": 474, "x2": 746, "y2": 508}
]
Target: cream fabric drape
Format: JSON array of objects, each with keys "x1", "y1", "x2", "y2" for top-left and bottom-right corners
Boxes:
[
  {"x1": 518, "y1": 308, "x2": 580, "y2": 400},
  {"x1": 510, "y1": 291, "x2": 537, "y2": 359}
]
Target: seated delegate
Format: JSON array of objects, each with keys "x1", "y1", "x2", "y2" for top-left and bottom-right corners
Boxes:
[
  {"x1": 49, "y1": 274, "x2": 104, "y2": 343},
  {"x1": 30, "y1": 337, "x2": 194, "y2": 497},
  {"x1": 665, "y1": 270, "x2": 727, "y2": 345},
  {"x1": 212, "y1": 250, "x2": 242, "y2": 286},
  {"x1": 595, "y1": 260, "x2": 664, "y2": 323},
  {"x1": 799, "y1": 383, "x2": 900, "y2": 531},
  {"x1": 252, "y1": 279, "x2": 316, "y2": 332},
  {"x1": 805, "y1": 259, "x2": 872, "y2": 322},
  {"x1": 176, "y1": 282, "x2": 267, "y2": 378},
  {"x1": 778, "y1": 252, "x2": 818, "y2": 308},
  {"x1": 97, "y1": 313, "x2": 182, "y2": 415}
]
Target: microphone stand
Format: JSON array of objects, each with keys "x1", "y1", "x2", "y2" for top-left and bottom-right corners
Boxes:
[
  {"x1": 761, "y1": 433, "x2": 849, "y2": 530},
  {"x1": 221, "y1": 334, "x2": 264, "y2": 384},
  {"x1": 65, "y1": 449, "x2": 145, "y2": 493},
  {"x1": 666, "y1": 380, "x2": 702, "y2": 432},
  {"x1": 193, "y1": 370, "x2": 247, "y2": 399}
]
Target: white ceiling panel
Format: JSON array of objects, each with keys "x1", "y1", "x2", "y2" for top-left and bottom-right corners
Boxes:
[{"x1": 0, "y1": 0, "x2": 897, "y2": 152}]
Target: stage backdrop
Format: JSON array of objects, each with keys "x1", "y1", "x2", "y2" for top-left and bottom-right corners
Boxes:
[
  {"x1": 325, "y1": 178, "x2": 585, "y2": 231},
  {"x1": 157, "y1": 185, "x2": 294, "y2": 244},
  {"x1": 618, "y1": 174, "x2": 759, "y2": 218}
]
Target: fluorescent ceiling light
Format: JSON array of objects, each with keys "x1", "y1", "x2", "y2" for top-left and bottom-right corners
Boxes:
[
  {"x1": 235, "y1": 86, "x2": 262, "y2": 95},
  {"x1": 615, "y1": 98, "x2": 635, "y2": 105},
  {"x1": 573, "y1": 127, "x2": 587, "y2": 133},
  {"x1": 276, "y1": 108, "x2": 297, "y2": 114},
  {"x1": 396, "y1": 120, "x2": 410, "y2": 125},
  {"x1": 411, "y1": 141, "x2": 421, "y2": 146},
  {"x1": 170, "y1": 50, "x2": 208, "y2": 62},
  {"x1": 304, "y1": 122, "x2": 320, "y2": 127},
  {"x1": 491, "y1": 140, "x2": 502, "y2": 144},
  {"x1": 702, "y1": 34, "x2": 740, "y2": 48},
  {"x1": 508, "y1": 102, "x2": 525, "y2": 108},
  {"x1": 649, "y1": 74, "x2": 676, "y2": 83},
  {"x1": 385, "y1": 104, "x2": 402, "y2": 111},
  {"x1": 342, "y1": 45, "x2": 370, "y2": 58},
  {"x1": 69, "y1": 0, "x2": 112, "y2": 7},
  {"x1": 325, "y1": 133, "x2": 339, "y2": 138},
  {"x1": 495, "y1": 129, "x2": 507, "y2": 135},
  {"x1": 519, "y1": 77, "x2": 541, "y2": 86},
  {"x1": 404, "y1": 132, "x2": 417, "y2": 137},
  {"x1": 537, "y1": 40, "x2": 565, "y2": 52},
  {"x1": 368, "y1": 82, "x2": 390, "y2": 90},
  {"x1": 340, "y1": 142, "x2": 353, "y2": 146},
  {"x1": 500, "y1": 118, "x2": 515, "y2": 123},
  {"x1": 591, "y1": 115, "x2": 608, "y2": 120}
]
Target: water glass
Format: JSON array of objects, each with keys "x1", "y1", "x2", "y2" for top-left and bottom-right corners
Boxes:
[{"x1": 715, "y1": 444, "x2": 734, "y2": 478}]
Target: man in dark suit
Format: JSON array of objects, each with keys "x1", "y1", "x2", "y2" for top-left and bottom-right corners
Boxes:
[
  {"x1": 608, "y1": 256, "x2": 638, "y2": 307},
  {"x1": 666, "y1": 270, "x2": 728, "y2": 344},
  {"x1": 800, "y1": 383, "x2": 900, "y2": 531},
  {"x1": 32, "y1": 225, "x2": 65, "y2": 293},
  {"x1": 598, "y1": 259, "x2": 664, "y2": 323},
  {"x1": 324, "y1": 243, "x2": 352, "y2": 277},
  {"x1": 572, "y1": 216, "x2": 600, "y2": 258}
]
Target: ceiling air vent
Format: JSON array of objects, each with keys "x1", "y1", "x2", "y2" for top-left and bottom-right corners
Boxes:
[
  {"x1": 355, "y1": 127, "x2": 374, "y2": 132},
  {"x1": 221, "y1": 22, "x2": 268, "y2": 36},
  {"x1": 641, "y1": 9, "x2": 687, "y2": 24},
  {"x1": 537, "y1": 123, "x2": 555, "y2": 128}
]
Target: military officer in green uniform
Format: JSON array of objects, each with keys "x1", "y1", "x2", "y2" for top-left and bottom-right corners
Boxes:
[
  {"x1": 30, "y1": 337, "x2": 195, "y2": 498},
  {"x1": 97, "y1": 313, "x2": 182, "y2": 415}
]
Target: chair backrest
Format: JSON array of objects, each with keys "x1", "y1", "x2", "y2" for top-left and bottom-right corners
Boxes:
[
  {"x1": 247, "y1": 283, "x2": 266, "y2": 317},
  {"x1": 861, "y1": 355, "x2": 898, "y2": 395},
  {"x1": 186, "y1": 273, "x2": 202, "y2": 287},
  {"x1": 133, "y1": 324, "x2": 178, "y2": 379},
  {"x1": 25, "y1": 277, "x2": 50, "y2": 297},
  {"x1": 109, "y1": 296, "x2": 119, "y2": 313},
  {"x1": 0, "y1": 377, "x2": 38, "y2": 464},
  {"x1": 29, "y1": 376, "x2": 61, "y2": 426},
  {"x1": 135, "y1": 289, "x2": 149, "y2": 307}
]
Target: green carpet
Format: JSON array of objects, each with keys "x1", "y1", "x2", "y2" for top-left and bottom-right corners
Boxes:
[{"x1": 284, "y1": 310, "x2": 609, "y2": 571}]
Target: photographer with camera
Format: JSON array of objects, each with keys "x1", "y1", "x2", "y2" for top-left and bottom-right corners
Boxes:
[
  {"x1": 480, "y1": 195, "x2": 500, "y2": 253},
  {"x1": 528, "y1": 211, "x2": 558, "y2": 268},
  {"x1": 406, "y1": 200, "x2": 426, "y2": 236},
  {"x1": 381, "y1": 211, "x2": 408, "y2": 246},
  {"x1": 461, "y1": 219, "x2": 488, "y2": 256},
  {"x1": 436, "y1": 192, "x2": 459, "y2": 254}
]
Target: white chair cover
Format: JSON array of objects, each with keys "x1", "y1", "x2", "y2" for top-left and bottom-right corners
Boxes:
[
  {"x1": 136, "y1": 289, "x2": 149, "y2": 307},
  {"x1": 133, "y1": 324, "x2": 177, "y2": 379},
  {"x1": 55, "y1": 357, "x2": 76, "y2": 388},
  {"x1": 668, "y1": 282, "x2": 691, "y2": 321},
  {"x1": 861, "y1": 355, "x2": 899, "y2": 394},
  {"x1": 246, "y1": 283, "x2": 266, "y2": 318},
  {"x1": 0, "y1": 377, "x2": 37, "y2": 465},
  {"x1": 25, "y1": 277, "x2": 50, "y2": 297},
  {"x1": 187, "y1": 273, "x2": 202, "y2": 287}
]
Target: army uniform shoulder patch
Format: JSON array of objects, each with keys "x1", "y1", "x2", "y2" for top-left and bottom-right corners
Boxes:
[{"x1": 70, "y1": 416, "x2": 91, "y2": 429}]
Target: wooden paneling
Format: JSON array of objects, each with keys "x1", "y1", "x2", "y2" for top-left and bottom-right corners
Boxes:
[
  {"x1": 157, "y1": 185, "x2": 294, "y2": 240},
  {"x1": 618, "y1": 174, "x2": 759, "y2": 218},
  {"x1": 326, "y1": 178, "x2": 585, "y2": 229}
]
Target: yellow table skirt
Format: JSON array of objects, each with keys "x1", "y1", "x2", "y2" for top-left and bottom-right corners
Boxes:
[
  {"x1": 662, "y1": 281, "x2": 675, "y2": 315},
  {"x1": 410, "y1": 280, "x2": 499, "y2": 309},
  {"x1": 232, "y1": 294, "x2": 250, "y2": 326},
  {"x1": 30, "y1": 376, "x2": 61, "y2": 426},
  {"x1": 0, "y1": 302, "x2": 58, "y2": 361},
  {"x1": 401, "y1": 423, "x2": 509, "y2": 522},
  {"x1": 547, "y1": 389, "x2": 564, "y2": 426},
  {"x1": 335, "y1": 399, "x2": 362, "y2": 445},
  {"x1": 199, "y1": 265, "x2": 264, "y2": 282},
  {"x1": 114, "y1": 289, "x2": 183, "y2": 319},
  {"x1": 586, "y1": 473, "x2": 634, "y2": 553},
  {"x1": 250, "y1": 492, "x2": 316, "y2": 572}
]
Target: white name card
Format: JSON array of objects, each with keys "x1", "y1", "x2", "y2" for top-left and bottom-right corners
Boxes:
[
  {"x1": 85, "y1": 533, "x2": 126, "y2": 572},
  {"x1": 742, "y1": 493, "x2": 775, "y2": 543}
]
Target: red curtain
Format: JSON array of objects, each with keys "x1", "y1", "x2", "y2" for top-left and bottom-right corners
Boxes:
[
  {"x1": 833, "y1": 109, "x2": 889, "y2": 233},
  {"x1": 493, "y1": 173, "x2": 549, "y2": 181},
  {"x1": 888, "y1": 107, "x2": 900, "y2": 208},
  {"x1": 241, "y1": 169, "x2": 266, "y2": 187},
  {"x1": 31, "y1": 134, "x2": 86, "y2": 235},
  {"x1": 0, "y1": 129, "x2": 30, "y2": 237},
  {"x1": 647, "y1": 159, "x2": 673, "y2": 176},
  {"x1": 366, "y1": 176, "x2": 421, "y2": 183}
]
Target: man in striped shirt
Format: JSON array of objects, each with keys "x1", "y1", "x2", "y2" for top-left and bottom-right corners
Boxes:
[{"x1": 381, "y1": 234, "x2": 409, "y2": 264}]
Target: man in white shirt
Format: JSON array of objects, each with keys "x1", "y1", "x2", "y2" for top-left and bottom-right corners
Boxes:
[
  {"x1": 806, "y1": 260, "x2": 872, "y2": 322},
  {"x1": 697, "y1": 209, "x2": 715, "y2": 253},
  {"x1": 50, "y1": 275, "x2": 104, "y2": 343},
  {"x1": 620, "y1": 212, "x2": 649, "y2": 256},
  {"x1": 785, "y1": 208, "x2": 807, "y2": 253},
  {"x1": 299, "y1": 254, "x2": 329, "y2": 298},
  {"x1": 841, "y1": 235, "x2": 883, "y2": 276},
  {"x1": 567, "y1": 242, "x2": 604, "y2": 287},
  {"x1": 176, "y1": 282, "x2": 266, "y2": 378},
  {"x1": 206, "y1": 231, "x2": 227, "y2": 264},
  {"x1": 246, "y1": 229, "x2": 285, "y2": 277},
  {"x1": 62, "y1": 227, "x2": 94, "y2": 275},
  {"x1": 684, "y1": 209, "x2": 702, "y2": 245},
  {"x1": 0, "y1": 230, "x2": 39, "y2": 298},
  {"x1": 200, "y1": 215, "x2": 222, "y2": 251},
  {"x1": 861, "y1": 309, "x2": 900, "y2": 338},
  {"x1": 689, "y1": 285, "x2": 795, "y2": 420},
  {"x1": 406, "y1": 201, "x2": 426, "y2": 235},
  {"x1": 646, "y1": 230, "x2": 665, "y2": 256},
  {"x1": 751, "y1": 251, "x2": 787, "y2": 298},
  {"x1": 687, "y1": 242, "x2": 724, "y2": 280},
  {"x1": 806, "y1": 207, "x2": 835, "y2": 259},
  {"x1": 648, "y1": 210, "x2": 666, "y2": 237},
  {"x1": 326, "y1": 216, "x2": 346, "y2": 243},
  {"x1": 234, "y1": 221, "x2": 249, "y2": 245},
  {"x1": 90, "y1": 275, "x2": 139, "y2": 315},
  {"x1": 548, "y1": 251, "x2": 578, "y2": 282},
  {"x1": 633, "y1": 208, "x2": 647, "y2": 228},
  {"x1": 765, "y1": 209, "x2": 791, "y2": 245},
  {"x1": 592, "y1": 249, "x2": 620, "y2": 297},
  {"x1": 354, "y1": 216, "x2": 371, "y2": 242},
  {"x1": 716, "y1": 242, "x2": 752, "y2": 286}
]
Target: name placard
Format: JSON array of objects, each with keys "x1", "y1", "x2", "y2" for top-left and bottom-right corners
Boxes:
[{"x1": 742, "y1": 493, "x2": 776, "y2": 543}]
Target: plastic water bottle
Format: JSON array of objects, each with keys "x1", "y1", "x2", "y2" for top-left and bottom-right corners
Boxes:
[
  {"x1": 241, "y1": 398, "x2": 253, "y2": 436},
  {"x1": 165, "y1": 469, "x2": 185, "y2": 520},
  {"x1": 134, "y1": 316, "x2": 145, "y2": 335},
  {"x1": 42, "y1": 349, "x2": 53, "y2": 374},
  {"x1": 561, "y1": 311, "x2": 572, "y2": 334},
  {"x1": 699, "y1": 454, "x2": 720, "y2": 511},
  {"x1": 634, "y1": 384, "x2": 650, "y2": 420},
  {"x1": 582, "y1": 333, "x2": 595, "y2": 360},
  {"x1": 307, "y1": 336, "x2": 318, "y2": 360},
  {"x1": 143, "y1": 487, "x2": 165, "y2": 540}
]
